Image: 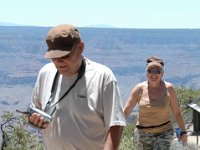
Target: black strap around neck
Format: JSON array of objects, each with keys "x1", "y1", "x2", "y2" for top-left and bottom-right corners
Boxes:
[{"x1": 45, "y1": 59, "x2": 86, "y2": 112}]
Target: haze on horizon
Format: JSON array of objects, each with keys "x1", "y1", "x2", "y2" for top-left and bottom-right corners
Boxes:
[{"x1": 1, "y1": 0, "x2": 200, "y2": 29}]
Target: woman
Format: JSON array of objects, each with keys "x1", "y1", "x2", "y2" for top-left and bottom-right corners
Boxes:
[{"x1": 124, "y1": 56, "x2": 187, "y2": 150}]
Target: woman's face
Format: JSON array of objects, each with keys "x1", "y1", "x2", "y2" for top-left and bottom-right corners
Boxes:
[{"x1": 146, "y1": 66, "x2": 164, "y2": 83}]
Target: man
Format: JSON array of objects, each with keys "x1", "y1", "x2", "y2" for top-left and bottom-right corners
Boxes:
[{"x1": 28, "y1": 24, "x2": 126, "y2": 150}]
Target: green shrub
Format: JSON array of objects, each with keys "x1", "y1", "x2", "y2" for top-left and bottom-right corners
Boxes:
[
  {"x1": 0, "y1": 111, "x2": 44, "y2": 150},
  {"x1": 120, "y1": 122, "x2": 136, "y2": 150}
]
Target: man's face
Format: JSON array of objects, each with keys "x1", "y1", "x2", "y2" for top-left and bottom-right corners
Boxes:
[{"x1": 51, "y1": 42, "x2": 84, "y2": 76}]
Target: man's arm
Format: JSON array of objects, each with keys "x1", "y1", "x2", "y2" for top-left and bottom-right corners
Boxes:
[{"x1": 104, "y1": 126, "x2": 123, "y2": 150}]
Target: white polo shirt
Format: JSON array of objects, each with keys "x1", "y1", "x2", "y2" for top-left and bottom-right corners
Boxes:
[{"x1": 31, "y1": 58, "x2": 126, "y2": 150}]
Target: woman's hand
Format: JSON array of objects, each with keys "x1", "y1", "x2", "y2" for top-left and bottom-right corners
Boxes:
[{"x1": 180, "y1": 133, "x2": 187, "y2": 146}]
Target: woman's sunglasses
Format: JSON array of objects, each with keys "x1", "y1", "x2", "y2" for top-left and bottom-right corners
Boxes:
[{"x1": 147, "y1": 69, "x2": 162, "y2": 74}]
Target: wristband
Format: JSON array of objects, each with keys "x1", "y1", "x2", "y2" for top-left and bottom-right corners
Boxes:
[{"x1": 181, "y1": 131, "x2": 187, "y2": 135}]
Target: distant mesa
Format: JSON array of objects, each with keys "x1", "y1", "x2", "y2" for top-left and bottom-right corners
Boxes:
[
  {"x1": 0, "y1": 100, "x2": 10, "y2": 105},
  {"x1": 13, "y1": 101, "x2": 20, "y2": 105}
]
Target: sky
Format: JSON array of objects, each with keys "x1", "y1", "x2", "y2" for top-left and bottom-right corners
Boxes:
[{"x1": 1, "y1": 0, "x2": 200, "y2": 28}]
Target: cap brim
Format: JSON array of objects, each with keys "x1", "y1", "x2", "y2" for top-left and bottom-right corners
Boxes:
[
  {"x1": 146, "y1": 62, "x2": 163, "y2": 69},
  {"x1": 44, "y1": 50, "x2": 71, "y2": 59}
]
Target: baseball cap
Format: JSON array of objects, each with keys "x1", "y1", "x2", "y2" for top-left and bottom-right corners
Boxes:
[
  {"x1": 45, "y1": 24, "x2": 81, "y2": 59},
  {"x1": 146, "y1": 56, "x2": 164, "y2": 69}
]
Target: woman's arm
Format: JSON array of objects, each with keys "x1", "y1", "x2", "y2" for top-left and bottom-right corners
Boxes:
[
  {"x1": 124, "y1": 84, "x2": 142, "y2": 119},
  {"x1": 167, "y1": 83, "x2": 187, "y2": 145}
]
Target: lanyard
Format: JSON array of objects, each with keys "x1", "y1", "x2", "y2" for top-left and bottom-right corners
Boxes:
[{"x1": 44, "y1": 59, "x2": 86, "y2": 114}]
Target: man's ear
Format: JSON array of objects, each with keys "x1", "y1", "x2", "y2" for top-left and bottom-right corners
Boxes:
[{"x1": 79, "y1": 41, "x2": 84, "y2": 53}]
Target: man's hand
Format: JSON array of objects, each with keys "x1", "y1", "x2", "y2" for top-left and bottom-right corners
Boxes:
[{"x1": 28, "y1": 113, "x2": 48, "y2": 129}]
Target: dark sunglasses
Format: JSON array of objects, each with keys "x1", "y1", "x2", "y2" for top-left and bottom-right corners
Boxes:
[{"x1": 147, "y1": 69, "x2": 162, "y2": 74}]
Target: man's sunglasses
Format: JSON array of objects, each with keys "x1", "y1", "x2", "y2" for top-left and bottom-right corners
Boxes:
[{"x1": 147, "y1": 69, "x2": 162, "y2": 74}]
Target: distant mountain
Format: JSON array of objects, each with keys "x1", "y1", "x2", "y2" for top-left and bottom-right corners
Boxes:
[
  {"x1": 0, "y1": 22, "x2": 116, "y2": 28},
  {"x1": 0, "y1": 21, "x2": 42, "y2": 27},
  {"x1": 0, "y1": 21, "x2": 24, "y2": 26},
  {"x1": 84, "y1": 24, "x2": 116, "y2": 28},
  {"x1": 1, "y1": 26, "x2": 200, "y2": 115}
]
